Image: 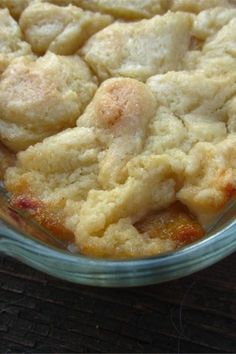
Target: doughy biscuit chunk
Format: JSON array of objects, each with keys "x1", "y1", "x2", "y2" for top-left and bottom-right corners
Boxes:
[
  {"x1": 0, "y1": 0, "x2": 31, "y2": 19},
  {"x1": 185, "y1": 17, "x2": 236, "y2": 75},
  {"x1": 44, "y1": 0, "x2": 232, "y2": 18},
  {"x1": 0, "y1": 52, "x2": 97, "y2": 152},
  {"x1": 227, "y1": 97, "x2": 236, "y2": 133},
  {"x1": 5, "y1": 78, "x2": 156, "y2": 201},
  {"x1": 76, "y1": 78, "x2": 157, "y2": 188},
  {"x1": 20, "y1": 2, "x2": 113, "y2": 55},
  {"x1": 81, "y1": 12, "x2": 192, "y2": 82},
  {"x1": 70, "y1": 0, "x2": 170, "y2": 19},
  {"x1": 0, "y1": 143, "x2": 15, "y2": 180},
  {"x1": 177, "y1": 136, "x2": 236, "y2": 226},
  {"x1": 170, "y1": 0, "x2": 232, "y2": 13},
  {"x1": 147, "y1": 71, "x2": 236, "y2": 117},
  {"x1": 146, "y1": 70, "x2": 236, "y2": 226},
  {"x1": 0, "y1": 8, "x2": 32, "y2": 74},
  {"x1": 4, "y1": 78, "x2": 183, "y2": 257},
  {"x1": 147, "y1": 71, "x2": 236, "y2": 152},
  {"x1": 198, "y1": 18, "x2": 236, "y2": 73},
  {"x1": 61, "y1": 157, "x2": 174, "y2": 257},
  {"x1": 192, "y1": 7, "x2": 236, "y2": 40}
]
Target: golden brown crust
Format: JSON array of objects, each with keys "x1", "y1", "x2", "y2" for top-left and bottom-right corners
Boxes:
[
  {"x1": 135, "y1": 202, "x2": 205, "y2": 247},
  {"x1": 11, "y1": 195, "x2": 74, "y2": 242}
]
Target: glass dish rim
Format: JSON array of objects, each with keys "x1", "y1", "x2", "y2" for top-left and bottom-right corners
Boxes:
[{"x1": 1, "y1": 214, "x2": 236, "y2": 287}]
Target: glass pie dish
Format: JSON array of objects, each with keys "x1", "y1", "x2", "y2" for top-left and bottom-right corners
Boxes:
[{"x1": 0, "y1": 186, "x2": 235, "y2": 287}]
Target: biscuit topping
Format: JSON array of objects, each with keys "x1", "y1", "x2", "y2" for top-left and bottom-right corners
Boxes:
[{"x1": 1, "y1": 0, "x2": 236, "y2": 258}]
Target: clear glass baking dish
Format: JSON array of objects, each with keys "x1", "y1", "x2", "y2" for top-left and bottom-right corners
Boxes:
[{"x1": 0, "y1": 186, "x2": 235, "y2": 287}]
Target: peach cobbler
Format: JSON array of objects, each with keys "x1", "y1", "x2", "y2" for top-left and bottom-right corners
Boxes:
[{"x1": 0, "y1": 0, "x2": 236, "y2": 258}]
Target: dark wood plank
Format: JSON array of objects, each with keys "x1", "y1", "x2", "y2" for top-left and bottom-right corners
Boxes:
[{"x1": 0, "y1": 253, "x2": 235, "y2": 353}]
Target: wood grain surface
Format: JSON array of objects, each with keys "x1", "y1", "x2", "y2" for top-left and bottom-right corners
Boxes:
[{"x1": 0, "y1": 253, "x2": 235, "y2": 353}]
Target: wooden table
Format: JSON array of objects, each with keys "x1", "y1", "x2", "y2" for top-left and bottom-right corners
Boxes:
[{"x1": 0, "y1": 253, "x2": 235, "y2": 353}]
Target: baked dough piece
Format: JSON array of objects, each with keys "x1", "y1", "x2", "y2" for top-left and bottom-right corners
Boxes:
[
  {"x1": 170, "y1": 0, "x2": 232, "y2": 13},
  {"x1": 198, "y1": 18, "x2": 236, "y2": 74},
  {"x1": 20, "y1": 2, "x2": 113, "y2": 55},
  {"x1": 0, "y1": 0, "x2": 32, "y2": 19},
  {"x1": 185, "y1": 16, "x2": 236, "y2": 75},
  {"x1": 0, "y1": 8, "x2": 32, "y2": 74},
  {"x1": 5, "y1": 72, "x2": 236, "y2": 257},
  {"x1": 177, "y1": 136, "x2": 236, "y2": 226},
  {"x1": 0, "y1": 52, "x2": 97, "y2": 152},
  {"x1": 44, "y1": 0, "x2": 233, "y2": 18},
  {"x1": 147, "y1": 70, "x2": 236, "y2": 226},
  {"x1": 146, "y1": 70, "x2": 236, "y2": 156},
  {"x1": 81, "y1": 12, "x2": 192, "y2": 82},
  {"x1": 5, "y1": 78, "x2": 183, "y2": 257},
  {"x1": 5, "y1": 78, "x2": 156, "y2": 202},
  {"x1": 69, "y1": 0, "x2": 170, "y2": 19},
  {"x1": 227, "y1": 97, "x2": 236, "y2": 133},
  {"x1": 192, "y1": 6, "x2": 236, "y2": 40},
  {"x1": 147, "y1": 71, "x2": 236, "y2": 118},
  {"x1": 0, "y1": 143, "x2": 15, "y2": 180}
]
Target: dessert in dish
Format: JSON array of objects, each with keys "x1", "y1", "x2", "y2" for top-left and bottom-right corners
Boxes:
[
  {"x1": 0, "y1": 8, "x2": 31, "y2": 74},
  {"x1": 0, "y1": 0, "x2": 236, "y2": 258},
  {"x1": 0, "y1": 52, "x2": 97, "y2": 151}
]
